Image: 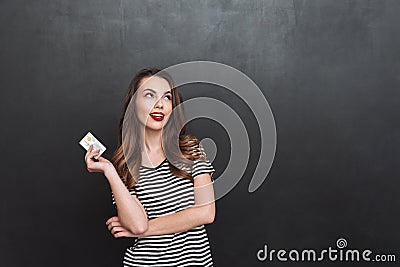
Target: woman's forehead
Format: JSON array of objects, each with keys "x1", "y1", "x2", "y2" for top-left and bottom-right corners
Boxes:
[{"x1": 139, "y1": 76, "x2": 171, "y2": 92}]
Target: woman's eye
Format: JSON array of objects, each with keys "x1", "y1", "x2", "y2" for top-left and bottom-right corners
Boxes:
[{"x1": 145, "y1": 93, "x2": 171, "y2": 100}]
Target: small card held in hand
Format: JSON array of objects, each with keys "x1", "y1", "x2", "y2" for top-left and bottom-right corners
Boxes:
[{"x1": 79, "y1": 131, "x2": 106, "y2": 159}]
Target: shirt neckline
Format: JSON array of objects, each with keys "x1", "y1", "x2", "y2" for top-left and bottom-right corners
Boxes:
[{"x1": 140, "y1": 158, "x2": 168, "y2": 169}]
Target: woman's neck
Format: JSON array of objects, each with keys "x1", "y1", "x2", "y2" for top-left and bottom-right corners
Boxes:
[
  {"x1": 142, "y1": 128, "x2": 163, "y2": 154},
  {"x1": 140, "y1": 128, "x2": 166, "y2": 167}
]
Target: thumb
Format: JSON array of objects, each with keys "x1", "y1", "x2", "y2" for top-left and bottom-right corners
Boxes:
[{"x1": 98, "y1": 156, "x2": 108, "y2": 162}]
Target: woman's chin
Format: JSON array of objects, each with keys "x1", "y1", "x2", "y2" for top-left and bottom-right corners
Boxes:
[{"x1": 145, "y1": 124, "x2": 165, "y2": 131}]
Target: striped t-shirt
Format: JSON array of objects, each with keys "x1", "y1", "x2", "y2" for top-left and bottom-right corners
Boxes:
[{"x1": 111, "y1": 155, "x2": 216, "y2": 267}]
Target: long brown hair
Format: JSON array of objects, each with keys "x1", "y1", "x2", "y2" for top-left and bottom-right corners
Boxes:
[{"x1": 111, "y1": 67, "x2": 207, "y2": 189}]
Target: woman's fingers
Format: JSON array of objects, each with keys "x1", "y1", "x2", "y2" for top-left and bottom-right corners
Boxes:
[
  {"x1": 105, "y1": 216, "x2": 136, "y2": 238},
  {"x1": 106, "y1": 216, "x2": 119, "y2": 226},
  {"x1": 107, "y1": 220, "x2": 122, "y2": 231},
  {"x1": 106, "y1": 216, "x2": 120, "y2": 229},
  {"x1": 89, "y1": 150, "x2": 100, "y2": 160},
  {"x1": 87, "y1": 150, "x2": 100, "y2": 161},
  {"x1": 110, "y1": 226, "x2": 126, "y2": 234},
  {"x1": 85, "y1": 145, "x2": 93, "y2": 160},
  {"x1": 113, "y1": 229, "x2": 136, "y2": 238},
  {"x1": 85, "y1": 145, "x2": 100, "y2": 161},
  {"x1": 97, "y1": 156, "x2": 108, "y2": 163},
  {"x1": 85, "y1": 145, "x2": 102, "y2": 171}
]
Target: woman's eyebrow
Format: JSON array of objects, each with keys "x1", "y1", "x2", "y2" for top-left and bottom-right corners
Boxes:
[{"x1": 143, "y1": 88, "x2": 171, "y2": 94}]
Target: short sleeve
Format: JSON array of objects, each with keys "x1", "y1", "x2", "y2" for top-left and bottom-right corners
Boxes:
[
  {"x1": 191, "y1": 159, "x2": 215, "y2": 181},
  {"x1": 191, "y1": 145, "x2": 216, "y2": 181},
  {"x1": 111, "y1": 187, "x2": 136, "y2": 209}
]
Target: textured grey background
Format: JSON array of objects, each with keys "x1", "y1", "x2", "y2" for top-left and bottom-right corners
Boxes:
[{"x1": 1, "y1": 0, "x2": 399, "y2": 266}]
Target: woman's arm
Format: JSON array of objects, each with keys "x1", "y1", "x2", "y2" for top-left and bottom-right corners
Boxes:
[
  {"x1": 137, "y1": 173, "x2": 215, "y2": 237},
  {"x1": 105, "y1": 166, "x2": 148, "y2": 235}
]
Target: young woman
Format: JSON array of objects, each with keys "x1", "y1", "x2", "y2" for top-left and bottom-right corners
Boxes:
[{"x1": 84, "y1": 68, "x2": 216, "y2": 266}]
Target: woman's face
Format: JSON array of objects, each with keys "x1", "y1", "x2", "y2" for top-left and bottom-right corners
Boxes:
[{"x1": 135, "y1": 76, "x2": 173, "y2": 131}]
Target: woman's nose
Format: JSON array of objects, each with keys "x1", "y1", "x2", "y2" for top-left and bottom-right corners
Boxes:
[{"x1": 154, "y1": 97, "x2": 164, "y2": 108}]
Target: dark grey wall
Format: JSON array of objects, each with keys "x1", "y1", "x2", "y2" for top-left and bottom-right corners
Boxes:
[{"x1": 1, "y1": 0, "x2": 399, "y2": 266}]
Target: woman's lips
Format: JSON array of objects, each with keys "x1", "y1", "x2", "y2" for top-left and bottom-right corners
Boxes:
[{"x1": 150, "y1": 113, "x2": 164, "y2": 121}]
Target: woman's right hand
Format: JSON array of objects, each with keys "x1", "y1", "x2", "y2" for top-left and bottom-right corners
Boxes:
[{"x1": 84, "y1": 144, "x2": 114, "y2": 175}]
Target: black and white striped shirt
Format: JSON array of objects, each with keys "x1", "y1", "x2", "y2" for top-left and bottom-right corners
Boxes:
[{"x1": 111, "y1": 156, "x2": 216, "y2": 267}]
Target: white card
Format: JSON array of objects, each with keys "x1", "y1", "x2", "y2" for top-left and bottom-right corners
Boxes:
[{"x1": 79, "y1": 131, "x2": 106, "y2": 159}]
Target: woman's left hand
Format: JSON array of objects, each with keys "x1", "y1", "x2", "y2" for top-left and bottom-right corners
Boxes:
[{"x1": 106, "y1": 216, "x2": 139, "y2": 238}]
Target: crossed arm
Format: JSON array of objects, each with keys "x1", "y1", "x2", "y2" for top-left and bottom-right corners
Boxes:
[{"x1": 105, "y1": 166, "x2": 215, "y2": 238}]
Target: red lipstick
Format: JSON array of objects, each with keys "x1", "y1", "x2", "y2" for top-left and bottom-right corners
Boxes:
[{"x1": 149, "y1": 112, "x2": 165, "y2": 121}]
